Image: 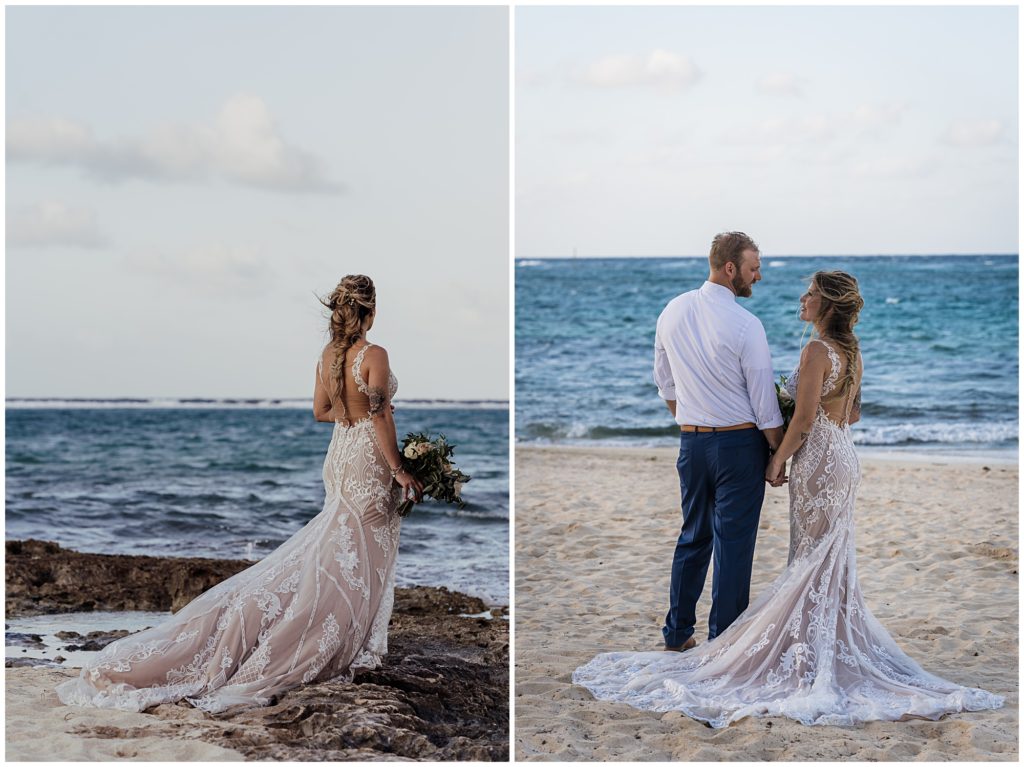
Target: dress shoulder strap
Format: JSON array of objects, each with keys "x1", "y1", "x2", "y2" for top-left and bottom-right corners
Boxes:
[
  {"x1": 352, "y1": 342, "x2": 373, "y2": 394},
  {"x1": 808, "y1": 338, "x2": 841, "y2": 395}
]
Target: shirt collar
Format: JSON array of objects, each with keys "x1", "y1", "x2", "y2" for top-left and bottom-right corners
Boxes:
[{"x1": 700, "y1": 280, "x2": 737, "y2": 303}]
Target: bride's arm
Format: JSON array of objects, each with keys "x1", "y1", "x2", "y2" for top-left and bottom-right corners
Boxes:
[
  {"x1": 767, "y1": 343, "x2": 829, "y2": 481},
  {"x1": 313, "y1": 361, "x2": 334, "y2": 422},
  {"x1": 364, "y1": 346, "x2": 423, "y2": 501}
]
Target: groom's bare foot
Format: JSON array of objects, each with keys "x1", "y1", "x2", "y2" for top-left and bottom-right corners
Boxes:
[{"x1": 663, "y1": 636, "x2": 698, "y2": 652}]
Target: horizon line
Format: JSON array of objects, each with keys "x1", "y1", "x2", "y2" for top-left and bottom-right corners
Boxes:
[
  {"x1": 518, "y1": 252, "x2": 1019, "y2": 260},
  {"x1": 6, "y1": 396, "x2": 509, "y2": 406}
]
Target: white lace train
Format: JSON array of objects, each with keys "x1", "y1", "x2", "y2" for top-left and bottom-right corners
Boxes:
[
  {"x1": 573, "y1": 341, "x2": 1004, "y2": 727},
  {"x1": 55, "y1": 416, "x2": 402, "y2": 714}
]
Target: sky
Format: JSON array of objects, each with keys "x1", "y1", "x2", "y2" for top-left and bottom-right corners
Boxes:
[
  {"x1": 6, "y1": 6, "x2": 508, "y2": 399},
  {"x1": 516, "y1": 5, "x2": 1018, "y2": 258}
]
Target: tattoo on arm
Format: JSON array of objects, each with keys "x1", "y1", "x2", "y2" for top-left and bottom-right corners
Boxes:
[
  {"x1": 799, "y1": 431, "x2": 810, "y2": 443},
  {"x1": 367, "y1": 386, "x2": 389, "y2": 416}
]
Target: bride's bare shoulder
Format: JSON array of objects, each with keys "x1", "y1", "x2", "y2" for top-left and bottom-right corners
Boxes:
[{"x1": 363, "y1": 344, "x2": 390, "y2": 364}]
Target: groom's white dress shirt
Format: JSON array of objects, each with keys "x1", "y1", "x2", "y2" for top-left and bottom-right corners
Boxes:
[{"x1": 654, "y1": 281, "x2": 783, "y2": 430}]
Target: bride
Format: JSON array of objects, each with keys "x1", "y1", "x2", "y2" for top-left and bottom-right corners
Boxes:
[
  {"x1": 573, "y1": 270, "x2": 1004, "y2": 727},
  {"x1": 56, "y1": 274, "x2": 423, "y2": 713}
]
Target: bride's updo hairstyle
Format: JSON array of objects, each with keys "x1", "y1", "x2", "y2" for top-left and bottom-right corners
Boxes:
[
  {"x1": 319, "y1": 275, "x2": 376, "y2": 399},
  {"x1": 810, "y1": 270, "x2": 864, "y2": 404}
]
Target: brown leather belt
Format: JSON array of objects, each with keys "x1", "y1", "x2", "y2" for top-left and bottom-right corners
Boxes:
[{"x1": 680, "y1": 422, "x2": 756, "y2": 433}]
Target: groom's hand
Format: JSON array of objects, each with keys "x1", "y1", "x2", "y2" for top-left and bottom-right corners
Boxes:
[{"x1": 765, "y1": 459, "x2": 788, "y2": 487}]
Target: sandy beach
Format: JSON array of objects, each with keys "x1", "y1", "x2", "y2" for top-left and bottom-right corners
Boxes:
[{"x1": 514, "y1": 445, "x2": 1018, "y2": 761}]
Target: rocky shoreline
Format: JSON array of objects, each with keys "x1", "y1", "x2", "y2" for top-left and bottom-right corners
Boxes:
[{"x1": 5, "y1": 539, "x2": 509, "y2": 761}]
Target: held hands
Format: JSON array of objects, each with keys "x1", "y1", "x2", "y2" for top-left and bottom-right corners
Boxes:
[{"x1": 765, "y1": 456, "x2": 788, "y2": 487}]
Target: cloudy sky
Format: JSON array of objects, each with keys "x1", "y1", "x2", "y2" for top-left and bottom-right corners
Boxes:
[
  {"x1": 517, "y1": 5, "x2": 1017, "y2": 257},
  {"x1": 7, "y1": 6, "x2": 508, "y2": 399}
]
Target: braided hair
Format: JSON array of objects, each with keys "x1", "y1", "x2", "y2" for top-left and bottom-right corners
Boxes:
[
  {"x1": 810, "y1": 270, "x2": 864, "y2": 404},
  {"x1": 318, "y1": 275, "x2": 376, "y2": 403}
]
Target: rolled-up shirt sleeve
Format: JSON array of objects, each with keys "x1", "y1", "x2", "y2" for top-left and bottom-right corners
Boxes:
[
  {"x1": 740, "y1": 319, "x2": 784, "y2": 429},
  {"x1": 653, "y1": 324, "x2": 676, "y2": 401}
]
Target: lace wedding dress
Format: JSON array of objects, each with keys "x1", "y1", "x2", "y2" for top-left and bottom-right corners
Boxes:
[
  {"x1": 56, "y1": 343, "x2": 403, "y2": 713},
  {"x1": 573, "y1": 339, "x2": 1004, "y2": 727}
]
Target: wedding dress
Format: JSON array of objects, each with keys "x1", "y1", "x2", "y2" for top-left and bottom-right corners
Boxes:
[
  {"x1": 573, "y1": 339, "x2": 1004, "y2": 727},
  {"x1": 56, "y1": 343, "x2": 403, "y2": 713}
]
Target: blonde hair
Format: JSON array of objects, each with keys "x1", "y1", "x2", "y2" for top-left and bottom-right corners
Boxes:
[
  {"x1": 810, "y1": 270, "x2": 864, "y2": 404},
  {"x1": 318, "y1": 275, "x2": 376, "y2": 401}
]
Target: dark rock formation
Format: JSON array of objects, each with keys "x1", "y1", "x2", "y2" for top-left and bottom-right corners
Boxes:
[
  {"x1": 5, "y1": 631, "x2": 45, "y2": 649},
  {"x1": 5, "y1": 657, "x2": 59, "y2": 669},
  {"x1": 6, "y1": 539, "x2": 508, "y2": 761},
  {"x1": 59, "y1": 629, "x2": 136, "y2": 653},
  {"x1": 6, "y1": 539, "x2": 252, "y2": 616}
]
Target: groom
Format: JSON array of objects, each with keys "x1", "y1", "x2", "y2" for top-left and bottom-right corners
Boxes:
[{"x1": 653, "y1": 231, "x2": 784, "y2": 651}]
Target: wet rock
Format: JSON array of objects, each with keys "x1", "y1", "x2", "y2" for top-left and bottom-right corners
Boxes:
[
  {"x1": 61, "y1": 630, "x2": 135, "y2": 652},
  {"x1": 5, "y1": 657, "x2": 57, "y2": 668},
  {"x1": 6, "y1": 539, "x2": 251, "y2": 616},
  {"x1": 6, "y1": 631, "x2": 45, "y2": 649}
]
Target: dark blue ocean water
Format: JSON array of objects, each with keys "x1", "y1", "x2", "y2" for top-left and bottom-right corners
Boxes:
[
  {"x1": 516, "y1": 255, "x2": 1018, "y2": 454},
  {"x1": 5, "y1": 404, "x2": 509, "y2": 605}
]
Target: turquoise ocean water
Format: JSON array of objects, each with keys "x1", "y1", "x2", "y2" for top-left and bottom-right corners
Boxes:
[
  {"x1": 516, "y1": 255, "x2": 1017, "y2": 457},
  {"x1": 6, "y1": 403, "x2": 509, "y2": 606}
]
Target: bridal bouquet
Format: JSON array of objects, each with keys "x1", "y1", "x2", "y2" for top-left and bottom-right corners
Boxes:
[
  {"x1": 396, "y1": 432, "x2": 472, "y2": 517},
  {"x1": 775, "y1": 375, "x2": 796, "y2": 432}
]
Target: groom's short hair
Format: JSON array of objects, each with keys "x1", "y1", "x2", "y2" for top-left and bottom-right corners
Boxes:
[{"x1": 709, "y1": 232, "x2": 759, "y2": 271}]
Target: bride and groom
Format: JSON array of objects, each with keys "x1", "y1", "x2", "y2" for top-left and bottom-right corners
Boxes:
[{"x1": 573, "y1": 232, "x2": 1004, "y2": 728}]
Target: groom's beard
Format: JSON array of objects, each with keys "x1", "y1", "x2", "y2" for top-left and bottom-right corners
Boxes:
[{"x1": 732, "y1": 272, "x2": 753, "y2": 297}]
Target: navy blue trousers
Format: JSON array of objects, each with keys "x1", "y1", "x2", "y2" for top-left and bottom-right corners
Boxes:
[{"x1": 662, "y1": 428, "x2": 769, "y2": 647}]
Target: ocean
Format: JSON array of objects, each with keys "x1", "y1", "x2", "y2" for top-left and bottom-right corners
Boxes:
[
  {"x1": 5, "y1": 402, "x2": 509, "y2": 606},
  {"x1": 516, "y1": 255, "x2": 1018, "y2": 457}
]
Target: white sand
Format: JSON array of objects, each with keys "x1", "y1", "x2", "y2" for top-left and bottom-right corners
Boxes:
[
  {"x1": 4, "y1": 667, "x2": 244, "y2": 761},
  {"x1": 514, "y1": 446, "x2": 1018, "y2": 761}
]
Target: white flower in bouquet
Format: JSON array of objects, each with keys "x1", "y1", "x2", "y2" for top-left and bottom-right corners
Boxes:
[{"x1": 396, "y1": 431, "x2": 472, "y2": 517}]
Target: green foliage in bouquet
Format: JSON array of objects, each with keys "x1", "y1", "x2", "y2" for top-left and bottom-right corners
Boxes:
[
  {"x1": 776, "y1": 375, "x2": 796, "y2": 432},
  {"x1": 396, "y1": 431, "x2": 472, "y2": 517}
]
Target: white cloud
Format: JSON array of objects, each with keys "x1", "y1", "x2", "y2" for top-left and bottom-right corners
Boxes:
[
  {"x1": 6, "y1": 94, "x2": 342, "y2": 194},
  {"x1": 720, "y1": 114, "x2": 835, "y2": 146},
  {"x1": 6, "y1": 201, "x2": 106, "y2": 248},
  {"x1": 579, "y1": 50, "x2": 700, "y2": 92},
  {"x1": 851, "y1": 102, "x2": 906, "y2": 135},
  {"x1": 756, "y1": 72, "x2": 804, "y2": 97},
  {"x1": 850, "y1": 154, "x2": 937, "y2": 179},
  {"x1": 128, "y1": 243, "x2": 272, "y2": 292},
  {"x1": 942, "y1": 119, "x2": 1004, "y2": 147}
]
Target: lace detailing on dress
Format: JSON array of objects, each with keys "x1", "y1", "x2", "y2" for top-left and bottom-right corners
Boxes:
[
  {"x1": 573, "y1": 342, "x2": 1004, "y2": 728},
  {"x1": 351, "y1": 343, "x2": 399, "y2": 403},
  {"x1": 56, "y1": 361, "x2": 404, "y2": 714}
]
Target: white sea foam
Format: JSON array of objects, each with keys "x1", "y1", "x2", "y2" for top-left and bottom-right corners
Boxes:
[
  {"x1": 853, "y1": 421, "x2": 1017, "y2": 446},
  {"x1": 517, "y1": 259, "x2": 544, "y2": 267},
  {"x1": 769, "y1": 260, "x2": 786, "y2": 267},
  {"x1": 885, "y1": 297, "x2": 900, "y2": 304}
]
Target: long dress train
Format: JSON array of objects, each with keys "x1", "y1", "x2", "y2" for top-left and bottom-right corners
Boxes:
[
  {"x1": 573, "y1": 339, "x2": 1004, "y2": 727},
  {"x1": 56, "y1": 343, "x2": 403, "y2": 713}
]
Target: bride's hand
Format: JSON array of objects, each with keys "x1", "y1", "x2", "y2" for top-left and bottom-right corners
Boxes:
[
  {"x1": 395, "y1": 468, "x2": 424, "y2": 503},
  {"x1": 766, "y1": 458, "x2": 787, "y2": 487}
]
